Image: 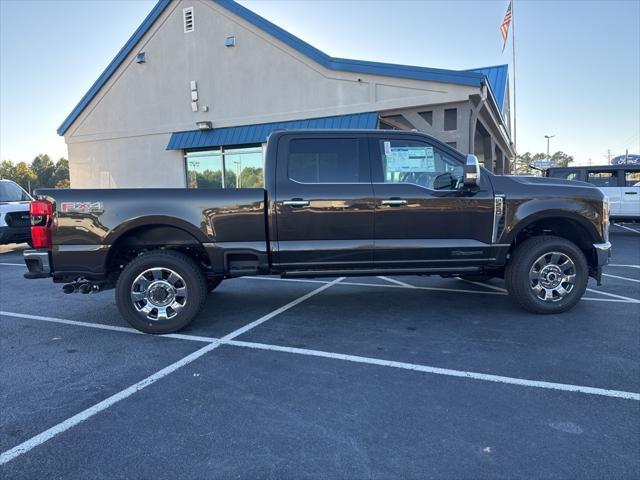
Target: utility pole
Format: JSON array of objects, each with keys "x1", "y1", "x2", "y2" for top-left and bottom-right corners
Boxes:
[{"x1": 605, "y1": 149, "x2": 611, "y2": 165}]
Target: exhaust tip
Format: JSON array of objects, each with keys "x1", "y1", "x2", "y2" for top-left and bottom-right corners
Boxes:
[
  {"x1": 62, "y1": 284, "x2": 75, "y2": 294},
  {"x1": 78, "y1": 283, "x2": 92, "y2": 294}
]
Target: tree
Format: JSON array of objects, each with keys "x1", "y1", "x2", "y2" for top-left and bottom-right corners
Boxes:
[
  {"x1": 12, "y1": 162, "x2": 37, "y2": 191},
  {"x1": 0, "y1": 160, "x2": 16, "y2": 179},
  {"x1": 31, "y1": 154, "x2": 55, "y2": 188},
  {"x1": 550, "y1": 151, "x2": 574, "y2": 168},
  {"x1": 53, "y1": 158, "x2": 70, "y2": 188}
]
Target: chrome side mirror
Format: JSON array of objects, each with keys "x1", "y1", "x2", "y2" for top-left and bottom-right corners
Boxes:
[{"x1": 464, "y1": 154, "x2": 481, "y2": 187}]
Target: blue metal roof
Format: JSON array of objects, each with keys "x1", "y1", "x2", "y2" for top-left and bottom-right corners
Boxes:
[
  {"x1": 466, "y1": 64, "x2": 509, "y2": 111},
  {"x1": 58, "y1": 0, "x2": 508, "y2": 135},
  {"x1": 166, "y1": 112, "x2": 379, "y2": 150}
]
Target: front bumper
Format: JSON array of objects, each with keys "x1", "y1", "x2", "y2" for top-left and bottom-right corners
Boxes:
[
  {"x1": 592, "y1": 241, "x2": 612, "y2": 285},
  {"x1": 23, "y1": 249, "x2": 51, "y2": 279}
]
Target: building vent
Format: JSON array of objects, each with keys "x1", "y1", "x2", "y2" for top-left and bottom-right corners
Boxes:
[{"x1": 183, "y1": 7, "x2": 194, "y2": 33}]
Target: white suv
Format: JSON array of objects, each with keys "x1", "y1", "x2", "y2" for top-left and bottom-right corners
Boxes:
[{"x1": 0, "y1": 179, "x2": 33, "y2": 245}]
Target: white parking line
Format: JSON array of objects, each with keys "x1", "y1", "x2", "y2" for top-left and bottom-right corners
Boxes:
[
  {"x1": 226, "y1": 340, "x2": 640, "y2": 401},
  {"x1": 0, "y1": 278, "x2": 342, "y2": 465},
  {"x1": 603, "y1": 273, "x2": 640, "y2": 284},
  {"x1": 0, "y1": 311, "x2": 216, "y2": 343},
  {"x1": 456, "y1": 277, "x2": 508, "y2": 293},
  {"x1": 614, "y1": 224, "x2": 640, "y2": 234},
  {"x1": 608, "y1": 264, "x2": 640, "y2": 269},
  {"x1": 0, "y1": 262, "x2": 24, "y2": 266},
  {"x1": 377, "y1": 276, "x2": 417, "y2": 288},
  {"x1": 585, "y1": 288, "x2": 640, "y2": 303},
  {"x1": 5, "y1": 308, "x2": 639, "y2": 406}
]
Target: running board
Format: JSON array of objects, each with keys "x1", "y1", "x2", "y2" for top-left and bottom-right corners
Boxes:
[{"x1": 281, "y1": 266, "x2": 481, "y2": 279}]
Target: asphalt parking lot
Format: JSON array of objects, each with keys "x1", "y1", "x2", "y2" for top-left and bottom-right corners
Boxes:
[{"x1": 1, "y1": 225, "x2": 639, "y2": 479}]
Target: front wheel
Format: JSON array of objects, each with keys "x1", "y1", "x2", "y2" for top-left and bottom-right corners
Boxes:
[
  {"x1": 116, "y1": 250, "x2": 207, "y2": 334},
  {"x1": 505, "y1": 236, "x2": 588, "y2": 314}
]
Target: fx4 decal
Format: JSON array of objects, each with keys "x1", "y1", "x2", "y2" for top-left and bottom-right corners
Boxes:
[{"x1": 60, "y1": 202, "x2": 104, "y2": 214}]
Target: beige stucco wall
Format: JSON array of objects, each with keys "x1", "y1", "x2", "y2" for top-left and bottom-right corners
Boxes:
[{"x1": 64, "y1": 0, "x2": 481, "y2": 187}]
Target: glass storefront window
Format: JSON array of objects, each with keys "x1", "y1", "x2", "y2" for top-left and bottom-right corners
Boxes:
[{"x1": 185, "y1": 145, "x2": 263, "y2": 189}]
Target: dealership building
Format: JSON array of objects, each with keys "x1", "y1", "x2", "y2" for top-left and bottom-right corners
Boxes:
[{"x1": 59, "y1": 0, "x2": 514, "y2": 189}]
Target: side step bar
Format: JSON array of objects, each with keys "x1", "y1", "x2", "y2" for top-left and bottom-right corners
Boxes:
[{"x1": 281, "y1": 266, "x2": 481, "y2": 279}]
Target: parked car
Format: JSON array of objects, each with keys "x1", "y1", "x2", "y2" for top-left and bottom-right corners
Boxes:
[
  {"x1": 546, "y1": 165, "x2": 640, "y2": 222},
  {"x1": 23, "y1": 130, "x2": 610, "y2": 333},
  {"x1": 0, "y1": 179, "x2": 32, "y2": 245}
]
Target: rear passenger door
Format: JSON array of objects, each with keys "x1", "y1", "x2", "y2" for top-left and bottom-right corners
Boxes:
[
  {"x1": 586, "y1": 169, "x2": 622, "y2": 217},
  {"x1": 273, "y1": 134, "x2": 375, "y2": 269}
]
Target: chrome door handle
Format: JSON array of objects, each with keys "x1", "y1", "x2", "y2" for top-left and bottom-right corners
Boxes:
[
  {"x1": 283, "y1": 199, "x2": 310, "y2": 207},
  {"x1": 381, "y1": 199, "x2": 408, "y2": 206}
]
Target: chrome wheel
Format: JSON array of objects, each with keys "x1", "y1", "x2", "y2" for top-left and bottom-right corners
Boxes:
[
  {"x1": 528, "y1": 251, "x2": 576, "y2": 302},
  {"x1": 130, "y1": 267, "x2": 187, "y2": 321}
]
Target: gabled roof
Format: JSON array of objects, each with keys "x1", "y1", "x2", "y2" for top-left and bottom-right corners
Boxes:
[
  {"x1": 57, "y1": 0, "x2": 508, "y2": 136},
  {"x1": 166, "y1": 112, "x2": 378, "y2": 150}
]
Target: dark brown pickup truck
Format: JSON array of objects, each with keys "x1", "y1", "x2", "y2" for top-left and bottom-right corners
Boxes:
[{"x1": 24, "y1": 130, "x2": 611, "y2": 333}]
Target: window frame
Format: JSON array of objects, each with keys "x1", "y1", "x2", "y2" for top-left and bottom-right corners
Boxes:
[
  {"x1": 369, "y1": 134, "x2": 466, "y2": 192},
  {"x1": 283, "y1": 136, "x2": 371, "y2": 185},
  {"x1": 586, "y1": 169, "x2": 620, "y2": 188}
]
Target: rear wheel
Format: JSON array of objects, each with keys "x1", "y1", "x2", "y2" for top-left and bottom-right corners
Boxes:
[
  {"x1": 505, "y1": 236, "x2": 588, "y2": 314},
  {"x1": 116, "y1": 250, "x2": 207, "y2": 334}
]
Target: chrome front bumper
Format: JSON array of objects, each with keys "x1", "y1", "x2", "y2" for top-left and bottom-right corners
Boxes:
[{"x1": 23, "y1": 249, "x2": 51, "y2": 279}]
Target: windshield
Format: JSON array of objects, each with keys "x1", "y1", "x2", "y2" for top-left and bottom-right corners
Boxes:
[{"x1": 0, "y1": 181, "x2": 32, "y2": 202}]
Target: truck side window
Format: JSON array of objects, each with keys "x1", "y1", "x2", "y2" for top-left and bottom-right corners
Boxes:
[
  {"x1": 377, "y1": 139, "x2": 463, "y2": 190},
  {"x1": 587, "y1": 170, "x2": 618, "y2": 187},
  {"x1": 625, "y1": 171, "x2": 640, "y2": 187},
  {"x1": 549, "y1": 169, "x2": 580, "y2": 181},
  {"x1": 288, "y1": 138, "x2": 363, "y2": 183}
]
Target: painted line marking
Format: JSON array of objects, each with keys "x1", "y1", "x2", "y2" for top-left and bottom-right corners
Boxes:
[
  {"x1": 247, "y1": 275, "x2": 636, "y2": 303},
  {"x1": 0, "y1": 262, "x2": 24, "y2": 266},
  {"x1": 585, "y1": 288, "x2": 640, "y2": 304},
  {"x1": 456, "y1": 277, "x2": 508, "y2": 293},
  {"x1": 225, "y1": 340, "x2": 640, "y2": 401},
  {"x1": 377, "y1": 275, "x2": 417, "y2": 288},
  {"x1": 0, "y1": 311, "x2": 217, "y2": 343},
  {"x1": 0, "y1": 278, "x2": 342, "y2": 465},
  {"x1": 614, "y1": 224, "x2": 640, "y2": 234},
  {"x1": 603, "y1": 273, "x2": 640, "y2": 284},
  {"x1": 608, "y1": 264, "x2": 640, "y2": 269},
  {"x1": 5, "y1": 309, "x2": 638, "y2": 405}
]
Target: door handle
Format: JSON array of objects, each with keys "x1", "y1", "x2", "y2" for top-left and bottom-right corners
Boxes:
[
  {"x1": 283, "y1": 199, "x2": 310, "y2": 207},
  {"x1": 624, "y1": 191, "x2": 638, "y2": 195},
  {"x1": 381, "y1": 198, "x2": 408, "y2": 206}
]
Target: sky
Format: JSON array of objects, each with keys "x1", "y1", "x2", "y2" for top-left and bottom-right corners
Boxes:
[{"x1": 1, "y1": 0, "x2": 639, "y2": 166}]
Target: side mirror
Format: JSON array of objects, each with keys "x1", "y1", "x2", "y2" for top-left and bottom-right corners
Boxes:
[{"x1": 464, "y1": 154, "x2": 481, "y2": 187}]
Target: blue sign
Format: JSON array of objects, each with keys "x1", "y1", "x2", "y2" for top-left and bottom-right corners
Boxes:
[{"x1": 612, "y1": 154, "x2": 640, "y2": 165}]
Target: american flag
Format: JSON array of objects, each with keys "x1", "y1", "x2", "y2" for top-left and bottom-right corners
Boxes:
[{"x1": 500, "y1": 0, "x2": 512, "y2": 52}]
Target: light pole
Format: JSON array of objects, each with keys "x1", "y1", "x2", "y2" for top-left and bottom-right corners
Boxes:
[{"x1": 544, "y1": 135, "x2": 555, "y2": 158}]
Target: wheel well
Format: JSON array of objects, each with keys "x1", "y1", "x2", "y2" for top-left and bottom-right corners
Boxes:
[
  {"x1": 511, "y1": 217, "x2": 596, "y2": 267},
  {"x1": 106, "y1": 225, "x2": 210, "y2": 278}
]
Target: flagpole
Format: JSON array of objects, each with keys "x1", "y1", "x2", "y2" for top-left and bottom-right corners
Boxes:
[{"x1": 511, "y1": 0, "x2": 517, "y2": 159}]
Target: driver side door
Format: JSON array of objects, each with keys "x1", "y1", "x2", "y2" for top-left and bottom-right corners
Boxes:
[{"x1": 370, "y1": 135, "x2": 496, "y2": 267}]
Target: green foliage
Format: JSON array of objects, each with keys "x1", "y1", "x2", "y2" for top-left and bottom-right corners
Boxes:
[
  {"x1": 0, "y1": 156, "x2": 70, "y2": 191},
  {"x1": 514, "y1": 150, "x2": 574, "y2": 175},
  {"x1": 12, "y1": 162, "x2": 37, "y2": 191}
]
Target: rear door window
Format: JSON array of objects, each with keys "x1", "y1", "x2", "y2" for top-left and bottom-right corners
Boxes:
[
  {"x1": 287, "y1": 138, "x2": 366, "y2": 183},
  {"x1": 587, "y1": 170, "x2": 619, "y2": 187},
  {"x1": 0, "y1": 182, "x2": 30, "y2": 202}
]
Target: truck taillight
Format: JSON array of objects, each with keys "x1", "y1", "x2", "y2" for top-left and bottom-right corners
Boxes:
[{"x1": 29, "y1": 200, "x2": 53, "y2": 249}]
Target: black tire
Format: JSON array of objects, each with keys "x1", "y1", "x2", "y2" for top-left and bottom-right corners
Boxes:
[
  {"x1": 116, "y1": 250, "x2": 207, "y2": 334},
  {"x1": 207, "y1": 277, "x2": 223, "y2": 292},
  {"x1": 505, "y1": 236, "x2": 588, "y2": 314}
]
